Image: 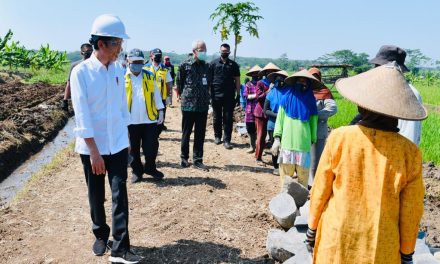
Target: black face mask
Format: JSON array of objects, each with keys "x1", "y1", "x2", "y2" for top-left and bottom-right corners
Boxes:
[
  {"x1": 82, "y1": 51, "x2": 92, "y2": 59},
  {"x1": 153, "y1": 55, "x2": 162, "y2": 63},
  {"x1": 220, "y1": 52, "x2": 230, "y2": 59}
]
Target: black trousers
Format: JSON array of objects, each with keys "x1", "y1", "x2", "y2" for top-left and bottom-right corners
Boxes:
[
  {"x1": 158, "y1": 100, "x2": 167, "y2": 134},
  {"x1": 212, "y1": 97, "x2": 235, "y2": 142},
  {"x1": 80, "y1": 149, "x2": 129, "y2": 256},
  {"x1": 128, "y1": 123, "x2": 159, "y2": 175},
  {"x1": 181, "y1": 111, "x2": 208, "y2": 163}
]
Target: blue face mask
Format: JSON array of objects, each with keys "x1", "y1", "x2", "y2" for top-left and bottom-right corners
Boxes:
[
  {"x1": 197, "y1": 51, "x2": 207, "y2": 61},
  {"x1": 129, "y1": 63, "x2": 143, "y2": 74},
  {"x1": 274, "y1": 80, "x2": 284, "y2": 88}
]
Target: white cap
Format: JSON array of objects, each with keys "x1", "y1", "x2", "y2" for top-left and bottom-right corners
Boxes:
[{"x1": 90, "y1": 14, "x2": 129, "y2": 39}]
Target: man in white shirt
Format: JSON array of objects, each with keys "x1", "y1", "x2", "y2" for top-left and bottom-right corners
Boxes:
[
  {"x1": 125, "y1": 48, "x2": 165, "y2": 183},
  {"x1": 144, "y1": 48, "x2": 173, "y2": 133},
  {"x1": 70, "y1": 14, "x2": 142, "y2": 263}
]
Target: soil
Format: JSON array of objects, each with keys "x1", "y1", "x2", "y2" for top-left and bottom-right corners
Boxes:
[
  {"x1": 0, "y1": 80, "x2": 71, "y2": 182},
  {"x1": 0, "y1": 99, "x2": 438, "y2": 263}
]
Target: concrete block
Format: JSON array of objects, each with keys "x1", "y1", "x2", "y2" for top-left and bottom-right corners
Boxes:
[
  {"x1": 266, "y1": 229, "x2": 294, "y2": 262},
  {"x1": 283, "y1": 176, "x2": 309, "y2": 208},
  {"x1": 269, "y1": 193, "x2": 297, "y2": 229}
]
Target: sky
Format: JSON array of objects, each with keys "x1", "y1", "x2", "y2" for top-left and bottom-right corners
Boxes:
[{"x1": 0, "y1": 0, "x2": 439, "y2": 61}]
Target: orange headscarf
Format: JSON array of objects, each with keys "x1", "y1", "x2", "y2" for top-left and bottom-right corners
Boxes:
[{"x1": 309, "y1": 67, "x2": 333, "y2": 100}]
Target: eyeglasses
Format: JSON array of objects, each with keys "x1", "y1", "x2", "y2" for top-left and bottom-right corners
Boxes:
[{"x1": 105, "y1": 39, "x2": 123, "y2": 47}]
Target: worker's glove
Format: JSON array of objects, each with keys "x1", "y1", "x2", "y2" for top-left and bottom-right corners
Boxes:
[
  {"x1": 305, "y1": 227, "x2": 317, "y2": 253},
  {"x1": 157, "y1": 110, "x2": 164, "y2": 125},
  {"x1": 166, "y1": 96, "x2": 172, "y2": 105},
  {"x1": 61, "y1": 99, "x2": 68, "y2": 112},
  {"x1": 247, "y1": 94, "x2": 257, "y2": 100},
  {"x1": 271, "y1": 137, "x2": 281, "y2": 156},
  {"x1": 401, "y1": 252, "x2": 414, "y2": 264}
]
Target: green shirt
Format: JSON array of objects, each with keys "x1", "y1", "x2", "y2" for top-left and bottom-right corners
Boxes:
[{"x1": 273, "y1": 106, "x2": 318, "y2": 152}]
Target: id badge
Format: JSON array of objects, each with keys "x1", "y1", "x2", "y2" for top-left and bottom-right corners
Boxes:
[{"x1": 202, "y1": 77, "x2": 208, "y2": 85}]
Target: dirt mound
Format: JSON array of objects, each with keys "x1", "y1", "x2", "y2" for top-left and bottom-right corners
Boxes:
[{"x1": 0, "y1": 81, "x2": 70, "y2": 182}]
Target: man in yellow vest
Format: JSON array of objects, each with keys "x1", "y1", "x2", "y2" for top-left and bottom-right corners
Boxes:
[
  {"x1": 125, "y1": 48, "x2": 165, "y2": 183},
  {"x1": 144, "y1": 48, "x2": 173, "y2": 133}
]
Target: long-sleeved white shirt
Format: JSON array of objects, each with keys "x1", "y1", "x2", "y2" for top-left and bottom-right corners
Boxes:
[
  {"x1": 398, "y1": 84, "x2": 422, "y2": 146},
  {"x1": 127, "y1": 68, "x2": 164, "y2": 125},
  {"x1": 70, "y1": 53, "x2": 130, "y2": 155}
]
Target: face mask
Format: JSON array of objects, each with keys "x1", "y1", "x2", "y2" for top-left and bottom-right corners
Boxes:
[
  {"x1": 197, "y1": 51, "x2": 207, "y2": 61},
  {"x1": 220, "y1": 52, "x2": 230, "y2": 59},
  {"x1": 129, "y1": 63, "x2": 143, "y2": 74},
  {"x1": 153, "y1": 54, "x2": 162, "y2": 63},
  {"x1": 82, "y1": 51, "x2": 92, "y2": 59},
  {"x1": 251, "y1": 76, "x2": 259, "y2": 82}
]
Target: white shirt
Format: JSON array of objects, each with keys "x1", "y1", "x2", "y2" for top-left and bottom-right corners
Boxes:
[
  {"x1": 398, "y1": 84, "x2": 422, "y2": 146},
  {"x1": 153, "y1": 64, "x2": 173, "y2": 83},
  {"x1": 127, "y1": 68, "x2": 164, "y2": 125},
  {"x1": 70, "y1": 53, "x2": 130, "y2": 155}
]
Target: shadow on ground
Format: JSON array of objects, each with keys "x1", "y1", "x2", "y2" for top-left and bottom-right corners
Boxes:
[
  {"x1": 131, "y1": 239, "x2": 274, "y2": 264},
  {"x1": 224, "y1": 164, "x2": 274, "y2": 174},
  {"x1": 142, "y1": 176, "x2": 227, "y2": 189}
]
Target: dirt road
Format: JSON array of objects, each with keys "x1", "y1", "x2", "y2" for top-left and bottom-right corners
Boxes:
[{"x1": 0, "y1": 104, "x2": 280, "y2": 264}]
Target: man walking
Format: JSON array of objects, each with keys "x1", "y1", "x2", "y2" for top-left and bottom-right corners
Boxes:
[
  {"x1": 61, "y1": 43, "x2": 93, "y2": 112},
  {"x1": 209, "y1": 43, "x2": 241, "y2": 149},
  {"x1": 144, "y1": 48, "x2": 173, "y2": 133},
  {"x1": 125, "y1": 48, "x2": 165, "y2": 183},
  {"x1": 176, "y1": 40, "x2": 211, "y2": 171},
  {"x1": 70, "y1": 14, "x2": 141, "y2": 263}
]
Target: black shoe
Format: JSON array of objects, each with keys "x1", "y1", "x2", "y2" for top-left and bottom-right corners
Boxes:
[
  {"x1": 214, "y1": 137, "x2": 222, "y2": 145},
  {"x1": 92, "y1": 238, "x2": 108, "y2": 256},
  {"x1": 145, "y1": 168, "x2": 164, "y2": 181},
  {"x1": 131, "y1": 174, "x2": 142, "y2": 184},
  {"x1": 180, "y1": 159, "x2": 190, "y2": 168},
  {"x1": 162, "y1": 125, "x2": 168, "y2": 131},
  {"x1": 109, "y1": 250, "x2": 143, "y2": 264},
  {"x1": 193, "y1": 162, "x2": 209, "y2": 172},
  {"x1": 224, "y1": 141, "x2": 233, "y2": 150}
]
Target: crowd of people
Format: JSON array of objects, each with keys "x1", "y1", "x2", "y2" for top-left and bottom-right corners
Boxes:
[{"x1": 67, "y1": 14, "x2": 427, "y2": 264}]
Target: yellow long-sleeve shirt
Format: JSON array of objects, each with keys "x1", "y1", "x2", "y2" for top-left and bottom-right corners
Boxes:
[{"x1": 308, "y1": 125, "x2": 424, "y2": 264}]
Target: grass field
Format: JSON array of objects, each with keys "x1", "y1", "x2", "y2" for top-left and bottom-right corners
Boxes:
[{"x1": 0, "y1": 64, "x2": 69, "y2": 85}]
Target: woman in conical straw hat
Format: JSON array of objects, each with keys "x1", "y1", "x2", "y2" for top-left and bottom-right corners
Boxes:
[
  {"x1": 263, "y1": 70, "x2": 289, "y2": 175},
  {"x1": 270, "y1": 69, "x2": 323, "y2": 196},
  {"x1": 306, "y1": 62, "x2": 427, "y2": 264},
  {"x1": 243, "y1": 65, "x2": 262, "y2": 154},
  {"x1": 254, "y1": 62, "x2": 281, "y2": 165}
]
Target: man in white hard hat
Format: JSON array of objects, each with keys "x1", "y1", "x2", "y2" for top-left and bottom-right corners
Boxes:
[{"x1": 70, "y1": 14, "x2": 142, "y2": 263}]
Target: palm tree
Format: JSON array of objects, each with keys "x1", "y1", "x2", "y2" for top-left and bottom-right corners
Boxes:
[{"x1": 210, "y1": 2, "x2": 263, "y2": 61}]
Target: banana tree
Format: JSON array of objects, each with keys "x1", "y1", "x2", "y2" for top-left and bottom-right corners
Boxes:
[{"x1": 210, "y1": 2, "x2": 263, "y2": 61}]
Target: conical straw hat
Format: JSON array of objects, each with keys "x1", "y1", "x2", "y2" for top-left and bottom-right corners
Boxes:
[
  {"x1": 285, "y1": 69, "x2": 324, "y2": 90},
  {"x1": 258, "y1": 62, "x2": 281, "y2": 76},
  {"x1": 246, "y1": 65, "x2": 263, "y2": 76},
  {"x1": 335, "y1": 62, "x2": 427, "y2": 121},
  {"x1": 267, "y1": 70, "x2": 289, "y2": 82}
]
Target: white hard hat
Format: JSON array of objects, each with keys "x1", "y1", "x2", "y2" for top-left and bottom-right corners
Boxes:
[{"x1": 90, "y1": 14, "x2": 130, "y2": 39}]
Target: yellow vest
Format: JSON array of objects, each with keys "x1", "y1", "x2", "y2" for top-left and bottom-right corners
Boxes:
[
  {"x1": 125, "y1": 70, "x2": 158, "y2": 121},
  {"x1": 144, "y1": 63, "x2": 169, "y2": 100}
]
